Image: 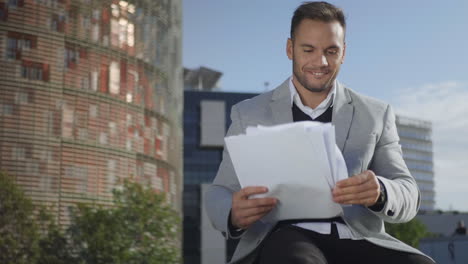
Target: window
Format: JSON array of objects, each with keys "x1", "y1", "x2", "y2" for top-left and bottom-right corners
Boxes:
[
  {"x1": 15, "y1": 91, "x2": 29, "y2": 105},
  {"x1": 12, "y1": 146, "x2": 25, "y2": 160},
  {"x1": 90, "y1": 70, "x2": 98, "y2": 91},
  {"x1": 6, "y1": 32, "x2": 37, "y2": 60},
  {"x1": 65, "y1": 48, "x2": 78, "y2": 68},
  {"x1": 6, "y1": 37, "x2": 17, "y2": 59},
  {"x1": 80, "y1": 76, "x2": 89, "y2": 90},
  {"x1": 81, "y1": 15, "x2": 90, "y2": 30},
  {"x1": 51, "y1": 14, "x2": 65, "y2": 32},
  {"x1": 20, "y1": 61, "x2": 49, "y2": 82},
  {"x1": 0, "y1": 3, "x2": 8, "y2": 21},
  {"x1": 109, "y1": 121, "x2": 116, "y2": 135},
  {"x1": 99, "y1": 132, "x2": 108, "y2": 144},
  {"x1": 89, "y1": 105, "x2": 98, "y2": 118},
  {"x1": 109, "y1": 61, "x2": 120, "y2": 94},
  {"x1": 8, "y1": 0, "x2": 21, "y2": 8},
  {"x1": 1, "y1": 104, "x2": 13, "y2": 115}
]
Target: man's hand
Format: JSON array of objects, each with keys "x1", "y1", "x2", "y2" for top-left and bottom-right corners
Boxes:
[
  {"x1": 332, "y1": 170, "x2": 380, "y2": 207},
  {"x1": 231, "y1": 186, "x2": 277, "y2": 230}
]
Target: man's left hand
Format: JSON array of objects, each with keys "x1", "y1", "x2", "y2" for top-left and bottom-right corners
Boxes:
[{"x1": 332, "y1": 170, "x2": 380, "y2": 207}]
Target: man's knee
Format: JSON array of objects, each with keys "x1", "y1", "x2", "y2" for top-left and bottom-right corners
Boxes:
[{"x1": 258, "y1": 226, "x2": 327, "y2": 264}]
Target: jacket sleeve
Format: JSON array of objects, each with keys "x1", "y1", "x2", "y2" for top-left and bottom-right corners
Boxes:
[
  {"x1": 204, "y1": 104, "x2": 245, "y2": 239},
  {"x1": 369, "y1": 104, "x2": 421, "y2": 223}
]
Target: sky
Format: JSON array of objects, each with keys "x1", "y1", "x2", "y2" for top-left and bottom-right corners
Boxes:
[{"x1": 183, "y1": 0, "x2": 468, "y2": 212}]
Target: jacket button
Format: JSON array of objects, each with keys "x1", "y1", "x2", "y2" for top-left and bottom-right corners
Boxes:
[{"x1": 387, "y1": 210, "x2": 394, "y2": 216}]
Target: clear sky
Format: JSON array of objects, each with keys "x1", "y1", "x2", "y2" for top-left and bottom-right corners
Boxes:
[{"x1": 183, "y1": 0, "x2": 468, "y2": 212}]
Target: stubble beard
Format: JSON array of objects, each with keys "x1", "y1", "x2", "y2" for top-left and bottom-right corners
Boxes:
[{"x1": 292, "y1": 59, "x2": 338, "y2": 94}]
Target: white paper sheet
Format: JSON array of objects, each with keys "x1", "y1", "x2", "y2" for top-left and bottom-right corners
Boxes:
[{"x1": 225, "y1": 121, "x2": 348, "y2": 222}]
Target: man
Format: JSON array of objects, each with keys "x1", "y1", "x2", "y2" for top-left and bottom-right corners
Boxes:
[{"x1": 205, "y1": 2, "x2": 435, "y2": 263}]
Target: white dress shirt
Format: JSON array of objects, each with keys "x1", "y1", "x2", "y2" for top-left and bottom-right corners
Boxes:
[{"x1": 288, "y1": 77, "x2": 362, "y2": 240}]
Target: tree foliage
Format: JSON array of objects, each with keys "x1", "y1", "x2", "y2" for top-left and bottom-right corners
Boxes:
[
  {"x1": 0, "y1": 172, "x2": 181, "y2": 264},
  {"x1": 68, "y1": 180, "x2": 181, "y2": 264},
  {"x1": 0, "y1": 171, "x2": 41, "y2": 263},
  {"x1": 385, "y1": 218, "x2": 431, "y2": 247}
]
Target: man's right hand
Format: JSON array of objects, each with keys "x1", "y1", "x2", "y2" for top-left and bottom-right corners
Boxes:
[{"x1": 230, "y1": 186, "x2": 278, "y2": 230}]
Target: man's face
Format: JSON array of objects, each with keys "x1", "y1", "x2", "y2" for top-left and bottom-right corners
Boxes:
[{"x1": 287, "y1": 19, "x2": 346, "y2": 94}]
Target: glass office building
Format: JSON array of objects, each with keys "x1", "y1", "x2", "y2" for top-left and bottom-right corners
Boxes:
[
  {"x1": 0, "y1": 0, "x2": 183, "y2": 226},
  {"x1": 396, "y1": 116, "x2": 435, "y2": 211},
  {"x1": 183, "y1": 84, "x2": 256, "y2": 263}
]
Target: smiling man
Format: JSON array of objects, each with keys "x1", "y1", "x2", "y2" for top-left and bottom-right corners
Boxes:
[{"x1": 204, "y1": 2, "x2": 435, "y2": 264}]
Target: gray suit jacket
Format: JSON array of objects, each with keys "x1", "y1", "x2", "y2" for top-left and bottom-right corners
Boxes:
[{"x1": 205, "y1": 80, "x2": 428, "y2": 263}]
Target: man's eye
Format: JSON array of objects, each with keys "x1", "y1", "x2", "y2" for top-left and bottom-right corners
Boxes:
[
  {"x1": 304, "y1": 50, "x2": 313, "y2": 53},
  {"x1": 327, "y1": 50, "x2": 338, "y2": 55}
]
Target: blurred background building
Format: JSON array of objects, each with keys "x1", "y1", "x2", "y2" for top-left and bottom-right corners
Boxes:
[
  {"x1": 396, "y1": 116, "x2": 435, "y2": 211},
  {"x1": 0, "y1": 0, "x2": 183, "y2": 227},
  {"x1": 183, "y1": 66, "x2": 255, "y2": 264}
]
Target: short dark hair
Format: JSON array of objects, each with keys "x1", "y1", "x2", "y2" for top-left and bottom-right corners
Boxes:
[{"x1": 290, "y1": 1, "x2": 346, "y2": 39}]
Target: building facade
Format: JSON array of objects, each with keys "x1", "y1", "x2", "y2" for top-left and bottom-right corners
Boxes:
[
  {"x1": 0, "y1": 0, "x2": 183, "y2": 227},
  {"x1": 183, "y1": 88, "x2": 256, "y2": 264},
  {"x1": 396, "y1": 115, "x2": 435, "y2": 211}
]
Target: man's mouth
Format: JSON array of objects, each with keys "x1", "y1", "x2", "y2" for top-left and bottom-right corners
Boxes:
[
  {"x1": 311, "y1": 72, "x2": 326, "y2": 76},
  {"x1": 305, "y1": 70, "x2": 329, "y2": 77}
]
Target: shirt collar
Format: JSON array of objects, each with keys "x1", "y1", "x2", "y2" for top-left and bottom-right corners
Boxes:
[{"x1": 288, "y1": 76, "x2": 337, "y2": 110}]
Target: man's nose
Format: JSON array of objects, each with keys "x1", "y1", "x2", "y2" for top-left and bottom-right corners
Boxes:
[{"x1": 312, "y1": 53, "x2": 328, "y2": 67}]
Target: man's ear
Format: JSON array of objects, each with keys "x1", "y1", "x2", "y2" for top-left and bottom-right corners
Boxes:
[
  {"x1": 341, "y1": 42, "x2": 346, "y2": 64},
  {"x1": 286, "y1": 38, "x2": 293, "y2": 60}
]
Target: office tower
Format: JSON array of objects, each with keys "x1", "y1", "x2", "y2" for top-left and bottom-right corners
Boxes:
[{"x1": 0, "y1": 0, "x2": 183, "y2": 226}]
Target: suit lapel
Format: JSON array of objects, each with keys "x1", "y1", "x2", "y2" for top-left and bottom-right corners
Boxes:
[
  {"x1": 332, "y1": 81, "x2": 354, "y2": 152},
  {"x1": 270, "y1": 79, "x2": 293, "y2": 125}
]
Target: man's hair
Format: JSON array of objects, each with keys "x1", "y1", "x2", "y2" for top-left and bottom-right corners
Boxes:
[{"x1": 290, "y1": 1, "x2": 346, "y2": 39}]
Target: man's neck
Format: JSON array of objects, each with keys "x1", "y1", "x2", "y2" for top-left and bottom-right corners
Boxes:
[{"x1": 293, "y1": 79, "x2": 332, "y2": 109}]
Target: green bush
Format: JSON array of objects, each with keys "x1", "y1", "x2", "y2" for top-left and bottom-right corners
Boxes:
[{"x1": 0, "y1": 172, "x2": 181, "y2": 264}]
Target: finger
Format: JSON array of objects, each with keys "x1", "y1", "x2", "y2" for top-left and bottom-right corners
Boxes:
[
  {"x1": 342, "y1": 197, "x2": 378, "y2": 207},
  {"x1": 238, "y1": 205, "x2": 275, "y2": 219},
  {"x1": 336, "y1": 174, "x2": 368, "y2": 188},
  {"x1": 238, "y1": 186, "x2": 269, "y2": 199},
  {"x1": 238, "y1": 209, "x2": 274, "y2": 229},
  {"x1": 334, "y1": 189, "x2": 377, "y2": 204},
  {"x1": 336, "y1": 170, "x2": 377, "y2": 188},
  {"x1": 333, "y1": 179, "x2": 378, "y2": 196},
  {"x1": 237, "y1": 197, "x2": 277, "y2": 210}
]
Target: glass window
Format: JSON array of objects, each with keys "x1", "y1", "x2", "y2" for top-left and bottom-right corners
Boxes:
[
  {"x1": 15, "y1": 91, "x2": 29, "y2": 105},
  {"x1": 12, "y1": 146, "x2": 26, "y2": 160},
  {"x1": 99, "y1": 132, "x2": 108, "y2": 144},
  {"x1": 89, "y1": 105, "x2": 98, "y2": 118},
  {"x1": 91, "y1": 70, "x2": 98, "y2": 91},
  {"x1": 109, "y1": 61, "x2": 120, "y2": 94},
  {"x1": 8, "y1": 0, "x2": 18, "y2": 8},
  {"x1": 6, "y1": 37, "x2": 16, "y2": 59}
]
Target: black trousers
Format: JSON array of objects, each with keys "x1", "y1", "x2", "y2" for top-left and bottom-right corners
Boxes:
[{"x1": 257, "y1": 224, "x2": 435, "y2": 264}]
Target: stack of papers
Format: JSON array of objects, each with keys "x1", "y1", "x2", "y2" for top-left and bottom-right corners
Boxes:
[{"x1": 225, "y1": 121, "x2": 348, "y2": 222}]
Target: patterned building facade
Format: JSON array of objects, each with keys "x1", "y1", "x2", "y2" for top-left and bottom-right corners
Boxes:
[{"x1": 0, "y1": 0, "x2": 183, "y2": 226}]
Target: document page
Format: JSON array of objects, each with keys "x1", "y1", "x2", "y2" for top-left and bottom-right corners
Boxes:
[{"x1": 225, "y1": 121, "x2": 347, "y2": 222}]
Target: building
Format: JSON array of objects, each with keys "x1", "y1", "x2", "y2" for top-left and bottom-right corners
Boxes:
[
  {"x1": 417, "y1": 212, "x2": 468, "y2": 263},
  {"x1": 184, "y1": 88, "x2": 256, "y2": 263},
  {"x1": 396, "y1": 116, "x2": 435, "y2": 211},
  {"x1": 0, "y1": 0, "x2": 183, "y2": 228}
]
